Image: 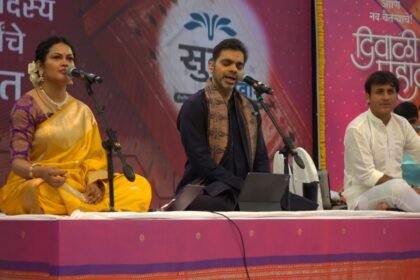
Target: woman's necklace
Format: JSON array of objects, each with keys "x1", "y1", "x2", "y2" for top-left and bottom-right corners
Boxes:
[{"x1": 38, "y1": 86, "x2": 69, "y2": 110}]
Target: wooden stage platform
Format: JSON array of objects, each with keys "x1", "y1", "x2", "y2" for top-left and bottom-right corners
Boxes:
[{"x1": 0, "y1": 210, "x2": 419, "y2": 279}]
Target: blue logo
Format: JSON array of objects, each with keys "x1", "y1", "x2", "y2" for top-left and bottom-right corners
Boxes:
[{"x1": 184, "y1": 13, "x2": 237, "y2": 40}]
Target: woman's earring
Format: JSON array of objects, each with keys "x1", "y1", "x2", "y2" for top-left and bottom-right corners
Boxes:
[{"x1": 38, "y1": 69, "x2": 44, "y2": 83}]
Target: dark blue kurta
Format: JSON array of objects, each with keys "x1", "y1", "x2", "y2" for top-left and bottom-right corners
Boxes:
[{"x1": 176, "y1": 89, "x2": 269, "y2": 206}]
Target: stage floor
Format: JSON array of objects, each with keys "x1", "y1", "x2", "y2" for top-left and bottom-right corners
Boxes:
[{"x1": 1, "y1": 210, "x2": 419, "y2": 279}]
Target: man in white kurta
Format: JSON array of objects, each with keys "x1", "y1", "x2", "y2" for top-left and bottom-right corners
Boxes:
[{"x1": 343, "y1": 71, "x2": 420, "y2": 212}]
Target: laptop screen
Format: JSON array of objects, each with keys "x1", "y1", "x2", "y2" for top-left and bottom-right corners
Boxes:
[
  {"x1": 238, "y1": 172, "x2": 289, "y2": 211},
  {"x1": 163, "y1": 184, "x2": 204, "y2": 211}
]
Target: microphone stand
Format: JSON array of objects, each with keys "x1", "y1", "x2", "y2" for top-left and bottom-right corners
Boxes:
[
  {"x1": 84, "y1": 80, "x2": 135, "y2": 212},
  {"x1": 253, "y1": 88, "x2": 305, "y2": 211}
]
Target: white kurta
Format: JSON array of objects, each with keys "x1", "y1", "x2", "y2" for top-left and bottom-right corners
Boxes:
[{"x1": 343, "y1": 109, "x2": 420, "y2": 210}]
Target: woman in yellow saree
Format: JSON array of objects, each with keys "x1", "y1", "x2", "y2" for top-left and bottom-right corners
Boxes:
[{"x1": 0, "y1": 36, "x2": 152, "y2": 215}]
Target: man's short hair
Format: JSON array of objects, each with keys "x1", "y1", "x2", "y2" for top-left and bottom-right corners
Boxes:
[
  {"x1": 212, "y1": 38, "x2": 248, "y2": 63},
  {"x1": 394, "y1": 101, "x2": 418, "y2": 121},
  {"x1": 364, "y1": 70, "x2": 400, "y2": 94}
]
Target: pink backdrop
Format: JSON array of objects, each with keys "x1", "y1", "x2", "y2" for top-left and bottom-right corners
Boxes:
[
  {"x1": 0, "y1": 0, "x2": 313, "y2": 208},
  {"x1": 320, "y1": 0, "x2": 420, "y2": 190}
]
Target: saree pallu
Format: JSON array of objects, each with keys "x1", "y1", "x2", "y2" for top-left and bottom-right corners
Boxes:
[{"x1": 1, "y1": 99, "x2": 151, "y2": 214}]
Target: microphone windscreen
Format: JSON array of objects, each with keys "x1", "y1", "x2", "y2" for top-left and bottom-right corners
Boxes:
[
  {"x1": 243, "y1": 75, "x2": 258, "y2": 86},
  {"x1": 66, "y1": 66, "x2": 76, "y2": 77}
]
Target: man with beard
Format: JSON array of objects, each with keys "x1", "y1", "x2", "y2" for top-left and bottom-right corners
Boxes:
[{"x1": 176, "y1": 38, "x2": 269, "y2": 211}]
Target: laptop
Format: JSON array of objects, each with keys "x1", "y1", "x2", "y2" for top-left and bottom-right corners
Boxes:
[
  {"x1": 162, "y1": 184, "x2": 204, "y2": 211},
  {"x1": 238, "y1": 172, "x2": 289, "y2": 211}
]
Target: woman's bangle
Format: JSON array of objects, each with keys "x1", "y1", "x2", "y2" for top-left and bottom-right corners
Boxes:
[{"x1": 28, "y1": 163, "x2": 40, "y2": 179}]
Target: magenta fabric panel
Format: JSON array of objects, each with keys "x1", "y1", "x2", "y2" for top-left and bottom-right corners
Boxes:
[
  {"x1": 0, "y1": 217, "x2": 419, "y2": 276},
  {"x1": 56, "y1": 219, "x2": 420, "y2": 264}
]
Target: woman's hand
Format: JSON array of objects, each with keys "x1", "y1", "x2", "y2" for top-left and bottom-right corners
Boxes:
[
  {"x1": 34, "y1": 166, "x2": 67, "y2": 187},
  {"x1": 84, "y1": 181, "x2": 105, "y2": 204}
]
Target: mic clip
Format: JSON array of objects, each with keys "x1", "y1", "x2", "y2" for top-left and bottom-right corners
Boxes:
[{"x1": 81, "y1": 72, "x2": 103, "y2": 84}]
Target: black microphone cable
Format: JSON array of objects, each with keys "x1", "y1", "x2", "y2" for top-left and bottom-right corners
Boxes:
[{"x1": 211, "y1": 211, "x2": 251, "y2": 280}]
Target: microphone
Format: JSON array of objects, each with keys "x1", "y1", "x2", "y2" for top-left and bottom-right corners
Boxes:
[
  {"x1": 66, "y1": 67, "x2": 103, "y2": 84},
  {"x1": 242, "y1": 75, "x2": 273, "y2": 94}
]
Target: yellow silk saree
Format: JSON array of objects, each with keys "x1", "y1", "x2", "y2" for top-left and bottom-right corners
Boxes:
[{"x1": 1, "y1": 98, "x2": 151, "y2": 214}]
